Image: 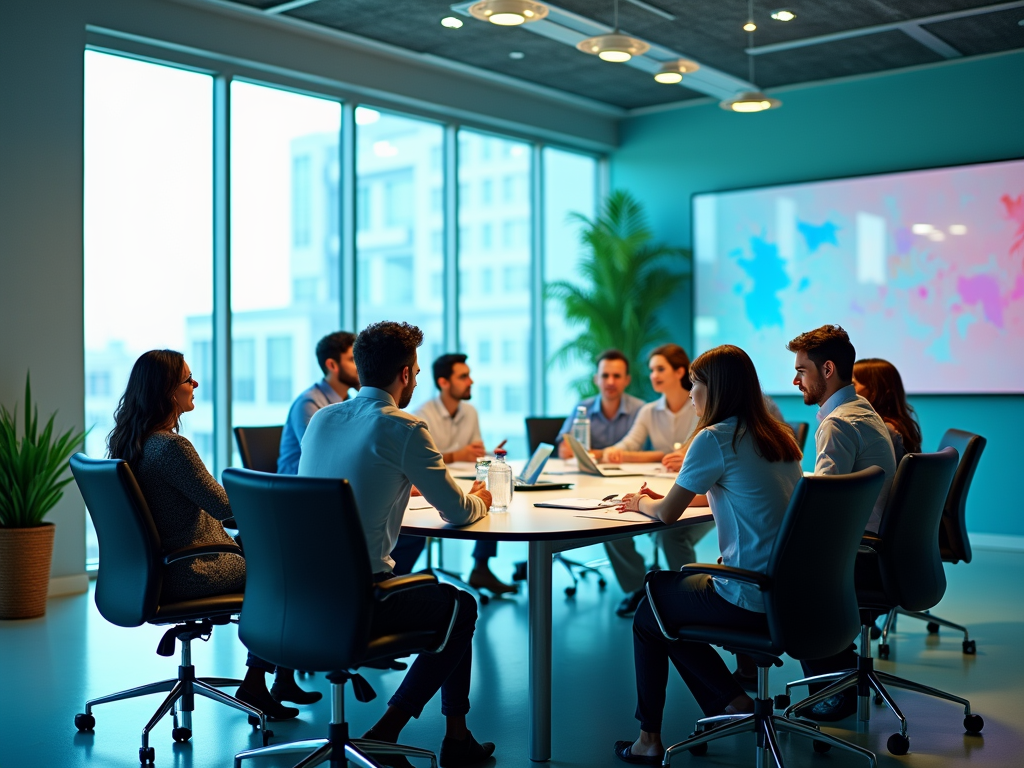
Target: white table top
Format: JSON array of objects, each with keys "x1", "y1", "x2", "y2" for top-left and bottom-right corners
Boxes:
[{"x1": 401, "y1": 458, "x2": 713, "y2": 542}]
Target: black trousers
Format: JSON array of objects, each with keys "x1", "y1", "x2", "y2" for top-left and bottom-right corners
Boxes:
[
  {"x1": 633, "y1": 572, "x2": 767, "y2": 732},
  {"x1": 373, "y1": 573, "x2": 478, "y2": 718}
]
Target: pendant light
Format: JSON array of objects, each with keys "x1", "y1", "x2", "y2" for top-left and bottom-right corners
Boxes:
[
  {"x1": 720, "y1": 0, "x2": 781, "y2": 112},
  {"x1": 577, "y1": 0, "x2": 650, "y2": 63},
  {"x1": 468, "y1": 0, "x2": 549, "y2": 26},
  {"x1": 654, "y1": 59, "x2": 700, "y2": 84}
]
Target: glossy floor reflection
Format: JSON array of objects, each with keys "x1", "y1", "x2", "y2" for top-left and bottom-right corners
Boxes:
[{"x1": 1, "y1": 538, "x2": 1022, "y2": 767}]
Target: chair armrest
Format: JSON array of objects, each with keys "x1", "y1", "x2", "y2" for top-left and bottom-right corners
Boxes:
[
  {"x1": 374, "y1": 572, "x2": 439, "y2": 601},
  {"x1": 678, "y1": 563, "x2": 772, "y2": 591},
  {"x1": 221, "y1": 517, "x2": 238, "y2": 530},
  {"x1": 163, "y1": 543, "x2": 243, "y2": 565}
]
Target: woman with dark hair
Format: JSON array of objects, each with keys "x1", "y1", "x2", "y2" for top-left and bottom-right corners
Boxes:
[
  {"x1": 852, "y1": 358, "x2": 922, "y2": 463},
  {"x1": 612, "y1": 345, "x2": 803, "y2": 765},
  {"x1": 108, "y1": 350, "x2": 317, "y2": 720}
]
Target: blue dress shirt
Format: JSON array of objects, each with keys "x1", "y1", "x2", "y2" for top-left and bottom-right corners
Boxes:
[
  {"x1": 276, "y1": 380, "x2": 345, "y2": 475},
  {"x1": 557, "y1": 393, "x2": 646, "y2": 450}
]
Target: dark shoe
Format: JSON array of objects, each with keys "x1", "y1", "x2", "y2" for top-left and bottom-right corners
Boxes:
[
  {"x1": 799, "y1": 693, "x2": 857, "y2": 722},
  {"x1": 732, "y1": 668, "x2": 758, "y2": 693},
  {"x1": 439, "y1": 733, "x2": 496, "y2": 768},
  {"x1": 616, "y1": 589, "x2": 645, "y2": 618},
  {"x1": 235, "y1": 684, "x2": 300, "y2": 721},
  {"x1": 468, "y1": 566, "x2": 518, "y2": 596},
  {"x1": 271, "y1": 677, "x2": 323, "y2": 705},
  {"x1": 613, "y1": 739, "x2": 663, "y2": 765}
]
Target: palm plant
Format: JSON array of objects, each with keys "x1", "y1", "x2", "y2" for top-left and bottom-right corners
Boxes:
[
  {"x1": 547, "y1": 190, "x2": 691, "y2": 398},
  {"x1": 0, "y1": 374, "x2": 87, "y2": 528}
]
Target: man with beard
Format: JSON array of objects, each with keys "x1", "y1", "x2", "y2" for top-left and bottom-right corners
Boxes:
[
  {"x1": 277, "y1": 330, "x2": 360, "y2": 475},
  {"x1": 412, "y1": 353, "x2": 516, "y2": 596},
  {"x1": 299, "y1": 321, "x2": 496, "y2": 767},
  {"x1": 786, "y1": 324, "x2": 896, "y2": 723}
]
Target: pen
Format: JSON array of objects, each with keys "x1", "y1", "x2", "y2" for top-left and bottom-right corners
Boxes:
[
  {"x1": 495, "y1": 438, "x2": 508, "y2": 451},
  {"x1": 602, "y1": 494, "x2": 619, "y2": 502}
]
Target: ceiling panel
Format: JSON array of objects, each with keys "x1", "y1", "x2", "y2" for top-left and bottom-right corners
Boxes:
[{"x1": 924, "y1": 7, "x2": 1024, "y2": 55}]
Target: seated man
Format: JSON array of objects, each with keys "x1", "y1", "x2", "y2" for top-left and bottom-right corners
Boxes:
[
  {"x1": 299, "y1": 321, "x2": 495, "y2": 767},
  {"x1": 277, "y1": 330, "x2": 358, "y2": 475},
  {"x1": 414, "y1": 353, "x2": 516, "y2": 596},
  {"x1": 787, "y1": 324, "x2": 897, "y2": 721}
]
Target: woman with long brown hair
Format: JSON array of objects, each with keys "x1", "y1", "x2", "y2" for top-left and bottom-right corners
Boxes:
[
  {"x1": 611, "y1": 345, "x2": 803, "y2": 765},
  {"x1": 852, "y1": 358, "x2": 922, "y2": 463},
  {"x1": 108, "y1": 349, "x2": 317, "y2": 720}
]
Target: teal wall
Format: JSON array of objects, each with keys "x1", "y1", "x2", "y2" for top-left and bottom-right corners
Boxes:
[{"x1": 611, "y1": 51, "x2": 1024, "y2": 537}]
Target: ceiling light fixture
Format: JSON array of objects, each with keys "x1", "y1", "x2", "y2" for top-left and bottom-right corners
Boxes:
[
  {"x1": 743, "y1": 21, "x2": 757, "y2": 31},
  {"x1": 509, "y1": 51, "x2": 526, "y2": 59},
  {"x1": 468, "y1": 0, "x2": 548, "y2": 26},
  {"x1": 654, "y1": 59, "x2": 700, "y2": 84},
  {"x1": 721, "y1": 0, "x2": 782, "y2": 112},
  {"x1": 440, "y1": 16, "x2": 464, "y2": 29},
  {"x1": 577, "y1": 0, "x2": 650, "y2": 62},
  {"x1": 770, "y1": 9, "x2": 796, "y2": 21}
]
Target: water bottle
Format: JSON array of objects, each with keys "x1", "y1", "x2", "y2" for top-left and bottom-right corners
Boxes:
[
  {"x1": 475, "y1": 458, "x2": 491, "y2": 487},
  {"x1": 487, "y1": 449, "x2": 513, "y2": 513},
  {"x1": 571, "y1": 405, "x2": 591, "y2": 451}
]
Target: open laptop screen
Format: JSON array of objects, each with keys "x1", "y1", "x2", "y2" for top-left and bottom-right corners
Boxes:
[{"x1": 519, "y1": 443, "x2": 554, "y2": 484}]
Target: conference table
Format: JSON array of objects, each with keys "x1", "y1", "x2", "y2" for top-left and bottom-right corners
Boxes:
[{"x1": 400, "y1": 459, "x2": 714, "y2": 763}]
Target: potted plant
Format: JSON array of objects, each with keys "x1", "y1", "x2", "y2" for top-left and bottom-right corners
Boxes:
[
  {"x1": 547, "y1": 189, "x2": 691, "y2": 399},
  {"x1": 0, "y1": 375, "x2": 86, "y2": 619}
]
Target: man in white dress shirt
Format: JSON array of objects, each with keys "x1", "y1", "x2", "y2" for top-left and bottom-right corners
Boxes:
[
  {"x1": 787, "y1": 324, "x2": 897, "y2": 723},
  {"x1": 299, "y1": 321, "x2": 496, "y2": 766},
  {"x1": 413, "y1": 354, "x2": 516, "y2": 596}
]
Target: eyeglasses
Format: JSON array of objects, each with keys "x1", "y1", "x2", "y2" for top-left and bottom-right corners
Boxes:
[{"x1": 182, "y1": 373, "x2": 197, "y2": 387}]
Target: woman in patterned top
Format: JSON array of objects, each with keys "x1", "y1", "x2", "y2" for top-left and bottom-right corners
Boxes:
[{"x1": 107, "y1": 349, "x2": 317, "y2": 720}]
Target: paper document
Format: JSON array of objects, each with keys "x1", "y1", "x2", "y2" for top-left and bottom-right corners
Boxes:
[
  {"x1": 574, "y1": 508, "x2": 654, "y2": 523},
  {"x1": 533, "y1": 498, "x2": 620, "y2": 510}
]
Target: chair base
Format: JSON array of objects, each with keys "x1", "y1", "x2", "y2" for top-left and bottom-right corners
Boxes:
[
  {"x1": 784, "y1": 625, "x2": 981, "y2": 755},
  {"x1": 554, "y1": 553, "x2": 607, "y2": 597},
  {"x1": 880, "y1": 608, "x2": 975, "y2": 655}
]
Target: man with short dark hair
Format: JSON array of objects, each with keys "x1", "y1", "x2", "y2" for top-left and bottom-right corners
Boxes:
[
  {"x1": 277, "y1": 330, "x2": 359, "y2": 475},
  {"x1": 414, "y1": 353, "x2": 515, "y2": 596},
  {"x1": 299, "y1": 321, "x2": 496, "y2": 766},
  {"x1": 787, "y1": 324, "x2": 897, "y2": 722}
]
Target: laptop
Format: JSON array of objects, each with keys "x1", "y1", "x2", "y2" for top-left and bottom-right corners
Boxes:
[
  {"x1": 563, "y1": 433, "x2": 647, "y2": 478},
  {"x1": 513, "y1": 443, "x2": 573, "y2": 491}
]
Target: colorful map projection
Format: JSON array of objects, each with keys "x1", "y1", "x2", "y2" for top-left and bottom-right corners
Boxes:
[{"x1": 693, "y1": 159, "x2": 1024, "y2": 394}]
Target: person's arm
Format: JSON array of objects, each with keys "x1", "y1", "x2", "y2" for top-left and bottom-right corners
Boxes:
[
  {"x1": 403, "y1": 424, "x2": 488, "y2": 526},
  {"x1": 162, "y1": 436, "x2": 232, "y2": 520},
  {"x1": 289, "y1": 395, "x2": 320, "y2": 444},
  {"x1": 604, "y1": 407, "x2": 660, "y2": 464},
  {"x1": 621, "y1": 430, "x2": 721, "y2": 523},
  {"x1": 814, "y1": 418, "x2": 859, "y2": 476}
]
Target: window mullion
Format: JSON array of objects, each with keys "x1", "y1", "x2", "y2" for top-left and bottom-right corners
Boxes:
[{"x1": 212, "y1": 74, "x2": 232, "y2": 478}]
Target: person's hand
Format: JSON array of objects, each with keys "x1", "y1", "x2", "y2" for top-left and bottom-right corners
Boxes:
[
  {"x1": 410, "y1": 485, "x2": 422, "y2": 497},
  {"x1": 617, "y1": 492, "x2": 643, "y2": 514},
  {"x1": 557, "y1": 439, "x2": 573, "y2": 459},
  {"x1": 637, "y1": 482, "x2": 664, "y2": 500},
  {"x1": 603, "y1": 446, "x2": 624, "y2": 464},
  {"x1": 454, "y1": 442, "x2": 486, "y2": 463},
  {"x1": 469, "y1": 480, "x2": 492, "y2": 509},
  {"x1": 661, "y1": 450, "x2": 684, "y2": 472},
  {"x1": 590, "y1": 449, "x2": 604, "y2": 462}
]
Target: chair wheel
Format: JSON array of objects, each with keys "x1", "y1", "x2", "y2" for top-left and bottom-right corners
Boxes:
[
  {"x1": 565, "y1": 586, "x2": 576, "y2": 597},
  {"x1": 813, "y1": 739, "x2": 831, "y2": 753},
  {"x1": 886, "y1": 733, "x2": 910, "y2": 755},
  {"x1": 479, "y1": 593, "x2": 489, "y2": 605},
  {"x1": 598, "y1": 579, "x2": 607, "y2": 589},
  {"x1": 774, "y1": 694, "x2": 790, "y2": 710},
  {"x1": 874, "y1": 694, "x2": 884, "y2": 705},
  {"x1": 579, "y1": 571, "x2": 588, "y2": 579},
  {"x1": 139, "y1": 746, "x2": 156, "y2": 764},
  {"x1": 963, "y1": 639, "x2": 976, "y2": 654},
  {"x1": 964, "y1": 714, "x2": 984, "y2": 733},
  {"x1": 172, "y1": 727, "x2": 191, "y2": 743},
  {"x1": 74, "y1": 713, "x2": 95, "y2": 731},
  {"x1": 248, "y1": 715, "x2": 261, "y2": 727},
  {"x1": 878, "y1": 643, "x2": 890, "y2": 660},
  {"x1": 927, "y1": 621, "x2": 940, "y2": 634},
  {"x1": 869, "y1": 625, "x2": 881, "y2": 640}
]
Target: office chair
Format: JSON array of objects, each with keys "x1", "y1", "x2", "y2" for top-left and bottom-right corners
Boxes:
[
  {"x1": 525, "y1": 416, "x2": 566, "y2": 454},
  {"x1": 649, "y1": 468, "x2": 885, "y2": 768},
  {"x1": 223, "y1": 468, "x2": 458, "y2": 768},
  {"x1": 877, "y1": 428, "x2": 986, "y2": 658},
  {"x1": 233, "y1": 425, "x2": 284, "y2": 473},
  {"x1": 785, "y1": 421, "x2": 810, "y2": 453},
  {"x1": 784, "y1": 448, "x2": 984, "y2": 755},
  {"x1": 69, "y1": 454, "x2": 269, "y2": 766}
]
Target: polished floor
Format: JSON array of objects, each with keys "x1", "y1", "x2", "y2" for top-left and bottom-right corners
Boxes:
[{"x1": 1, "y1": 537, "x2": 1022, "y2": 768}]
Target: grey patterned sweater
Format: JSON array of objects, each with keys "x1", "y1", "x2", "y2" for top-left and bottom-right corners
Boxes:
[{"x1": 135, "y1": 432, "x2": 245, "y2": 603}]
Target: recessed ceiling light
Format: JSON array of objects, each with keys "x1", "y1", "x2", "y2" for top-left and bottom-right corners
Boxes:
[
  {"x1": 468, "y1": 0, "x2": 549, "y2": 26},
  {"x1": 949, "y1": 224, "x2": 968, "y2": 235},
  {"x1": 911, "y1": 224, "x2": 933, "y2": 234},
  {"x1": 440, "y1": 16, "x2": 464, "y2": 29},
  {"x1": 719, "y1": 90, "x2": 781, "y2": 113},
  {"x1": 928, "y1": 230, "x2": 946, "y2": 242},
  {"x1": 653, "y1": 59, "x2": 700, "y2": 84},
  {"x1": 509, "y1": 51, "x2": 526, "y2": 59},
  {"x1": 743, "y1": 21, "x2": 757, "y2": 31},
  {"x1": 770, "y1": 9, "x2": 796, "y2": 21}
]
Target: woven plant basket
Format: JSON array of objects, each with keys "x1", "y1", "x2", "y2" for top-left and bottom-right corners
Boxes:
[{"x1": 0, "y1": 523, "x2": 55, "y2": 619}]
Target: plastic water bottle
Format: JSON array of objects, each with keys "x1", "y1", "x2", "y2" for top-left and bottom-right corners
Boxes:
[
  {"x1": 475, "y1": 458, "x2": 491, "y2": 488},
  {"x1": 487, "y1": 449, "x2": 513, "y2": 513},
  {"x1": 572, "y1": 405, "x2": 591, "y2": 451}
]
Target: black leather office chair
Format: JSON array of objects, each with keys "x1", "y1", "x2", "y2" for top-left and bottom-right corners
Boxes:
[
  {"x1": 878, "y1": 429, "x2": 986, "y2": 657},
  {"x1": 69, "y1": 454, "x2": 268, "y2": 766},
  {"x1": 648, "y1": 468, "x2": 885, "y2": 768},
  {"x1": 234, "y1": 425, "x2": 284, "y2": 473},
  {"x1": 785, "y1": 421, "x2": 810, "y2": 453},
  {"x1": 223, "y1": 468, "x2": 459, "y2": 768},
  {"x1": 525, "y1": 416, "x2": 565, "y2": 455},
  {"x1": 785, "y1": 448, "x2": 984, "y2": 755}
]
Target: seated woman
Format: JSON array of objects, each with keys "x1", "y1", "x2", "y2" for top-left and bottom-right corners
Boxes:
[
  {"x1": 852, "y1": 358, "x2": 922, "y2": 464},
  {"x1": 107, "y1": 349, "x2": 318, "y2": 720},
  {"x1": 612, "y1": 344, "x2": 803, "y2": 765}
]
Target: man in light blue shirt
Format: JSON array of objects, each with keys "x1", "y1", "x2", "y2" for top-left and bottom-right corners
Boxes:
[{"x1": 276, "y1": 331, "x2": 358, "y2": 475}]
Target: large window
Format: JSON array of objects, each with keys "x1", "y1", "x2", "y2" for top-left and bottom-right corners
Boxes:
[
  {"x1": 229, "y1": 81, "x2": 342, "y2": 451},
  {"x1": 355, "y1": 108, "x2": 444, "y2": 413},
  {"x1": 84, "y1": 51, "x2": 214, "y2": 563}
]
